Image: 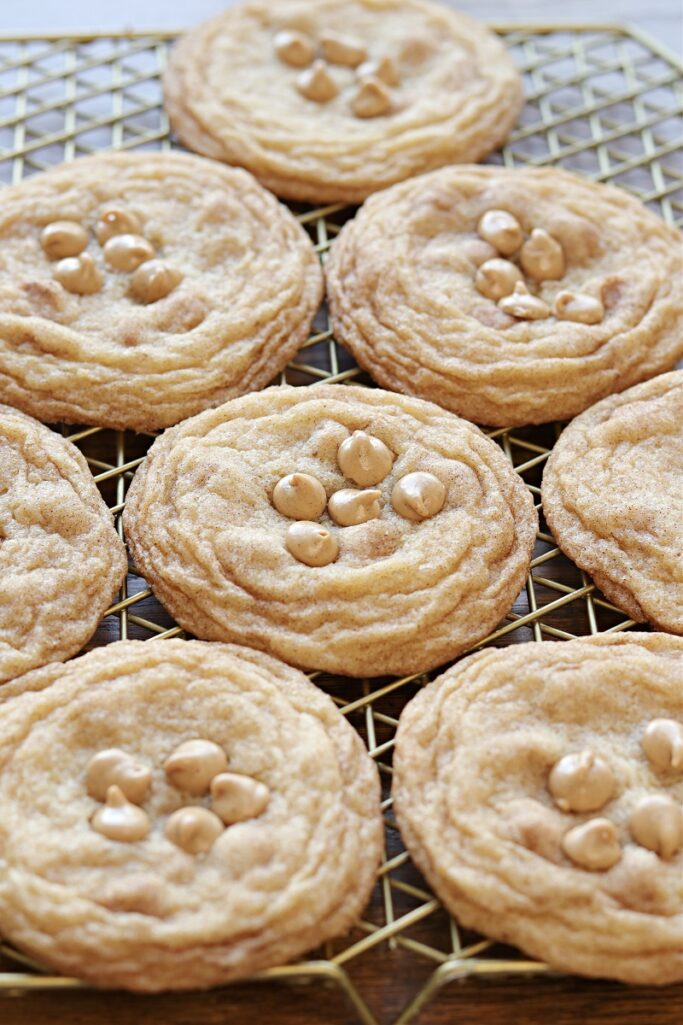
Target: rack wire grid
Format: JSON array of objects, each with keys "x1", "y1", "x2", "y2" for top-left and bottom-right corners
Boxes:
[{"x1": 0, "y1": 20, "x2": 681, "y2": 1025}]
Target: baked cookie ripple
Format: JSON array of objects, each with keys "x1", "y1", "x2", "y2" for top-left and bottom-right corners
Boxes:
[
  {"x1": 0, "y1": 404, "x2": 126, "y2": 683},
  {"x1": 0, "y1": 640, "x2": 382, "y2": 990},
  {"x1": 0, "y1": 152, "x2": 322, "y2": 431},
  {"x1": 326, "y1": 165, "x2": 683, "y2": 425},
  {"x1": 393, "y1": 634, "x2": 683, "y2": 985},
  {"x1": 123, "y1": 385, "x2": 537, "y2": 677},
  {"x1": 543, "y1": 371, "x2": 683, "y2": 634},
  {"x1": 163, "y1": 0, "x2": 522, "y2": 203}
]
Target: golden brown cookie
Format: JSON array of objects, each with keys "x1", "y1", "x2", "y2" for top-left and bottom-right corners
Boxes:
[
  {"x1": 326, "y1": 165, "x2": 683, "y2": 425},
  {"x1": 0, "y1": 152, "x2": 322, "y2": 431},
  {"x1": 393, "y1": 633, "x2": 683, "y2": 985},
  {"x1": 123, "y1": 384, "x2": 537, "y2": 677},
  {"x1": 163, "y1": 0, "x2": 522, "y2": 203},
  {"x1": 0, "y1": 403, "x2": 126, "y2": 684},
  {"x1": 542, "y1": 370, "x2": 683, "y2": 634},
  {"x1": 0, "y1": 639, "x2": 382, "y2": 990}
]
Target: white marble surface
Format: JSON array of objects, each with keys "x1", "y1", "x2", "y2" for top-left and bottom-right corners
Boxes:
[{"x1": 0, "y1": 0, "x2": 680, "y2": 55}]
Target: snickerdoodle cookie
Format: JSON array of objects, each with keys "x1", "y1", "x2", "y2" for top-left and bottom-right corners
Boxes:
[
  {"x1": 393, "y1": 633, "x2": 683, "y2": 985},
  {"x1": 0, "y1": 639, "x2": 382, "y2": 990},
  {"x1": 163, "y1": 0, "x2": 522, "y2": 203},
  {"x1": 123, "y1": 384, "x2": 537, "y2": 677},
  {"x1": 0, "y1": 404, "x2": 126, "y2": 684},
  {"x1": 0, "y1": 152, "x2": 322, "y2": 431},
  {"x1": 326, "y1": 165, "x2": 682, "y2": 425},
  {"x1": 542, "y1": 370, "x2": 683, "y2": 634}
]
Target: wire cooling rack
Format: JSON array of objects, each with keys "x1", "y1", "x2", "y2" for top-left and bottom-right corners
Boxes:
[{"x1": 0, "y1": 22, "x2": 681, "y2": 1025}]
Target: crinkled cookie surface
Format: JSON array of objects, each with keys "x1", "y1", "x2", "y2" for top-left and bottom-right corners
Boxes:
[
  {"x1": 326, "y1": 165, "x2": 683, "y2": 425},
  {"x1": 393, "y1": 634, "x2": 683, "y2": 985},
  {"x1": 0, "y1": 403, "x2": 126, "y2": 684},
  {"x1": 163, "y1": 0, "x2": 522, "y2": 203},
  {"x1": 0, "y1": 639, "x2": 382, "y2": 990},
  {"x1": 123, "y1": 384, "x2": 537, "y2": 677},
  {"x1": 0, "y1": 152, "x2": 322, "y2": 431},
  {"x1": 542, "y1": 371, "x2": 683, "y2": 634}
]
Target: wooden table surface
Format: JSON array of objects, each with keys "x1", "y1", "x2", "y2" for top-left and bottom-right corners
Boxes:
[
  {"x1": 0, "y1": 2, "x2": 681, "y2": 1024},
  {"x1": 4, "y1": 963, "x2": 682, "y2": 1025}
]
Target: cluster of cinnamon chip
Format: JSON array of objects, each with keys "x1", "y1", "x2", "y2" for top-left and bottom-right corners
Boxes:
[
  {"x1": 40, "y1": 208, "x2": 182, "y2": 304},
  {"x1": 272, "y1": 430, "x2": 446, "y2": 567},
  {"x1": 471, "y1": 209, "x2": 604, "y2": 325},
  {"x1": 274, "y1": 28, "x2": 398, "y2": 118},
  {"x1": 547, "y1": 718, "x2": 683, "y2": 871},
  {"x1": 86, "y1": 740, "x2": 269, "y2": 854}
]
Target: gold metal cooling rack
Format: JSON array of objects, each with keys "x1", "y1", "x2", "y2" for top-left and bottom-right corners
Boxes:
[{"x1": 0, "y1": 22, "x2": 681, "y2": 1025}]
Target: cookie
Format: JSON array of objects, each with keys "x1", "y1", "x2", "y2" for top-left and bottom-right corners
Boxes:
[
  {"x1": 326, "y1": 165, "x2": 683, "y2": 426},
  {"x1": 163, "y1": 0, "x2": 522, "y2": 204},
  {"x1": 393, "y1": 633, "x2": 683, "y2": 985},
  {"x1": 542, "y1": 370, "x2": 683, "y2": 634},
  {"x1": 0, "y1": 404, "x2": 126, "y2": 684},
  {"x1": 0, "y1": 152, "x2": 322, "y2": 431},
  {"x1": 123, "y1": 384, "x2": 537, "y2": 677},
  {"x1": 0, "y1": 639, "x2": 382, "y2": 990}
]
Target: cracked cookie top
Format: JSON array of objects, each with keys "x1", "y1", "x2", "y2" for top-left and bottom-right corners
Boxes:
[
  {"x1": 0, "y1": 403, "x2": 126, "y2": 683},
  {"x1": 0, "y1": 152, "x2": 322, "y2": 431},
  {"x1": 123, "y1": 384, "x2": 537, "y2": 676},
  {"x1": 393, "y1": 633, "x2": 683, "y2": 986},
  {"x1": 326, "y1": 165, "x2": 682, "y2": 426},
  {"x1": 542, "y1": 370, "x2": 683, "y2": 634},
  {"x1": 0, "y1": 639, "x2": 382, "y2": 990},
  {"x1": 163, "y1": 0, "x2": 522, "y2": 203}
]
